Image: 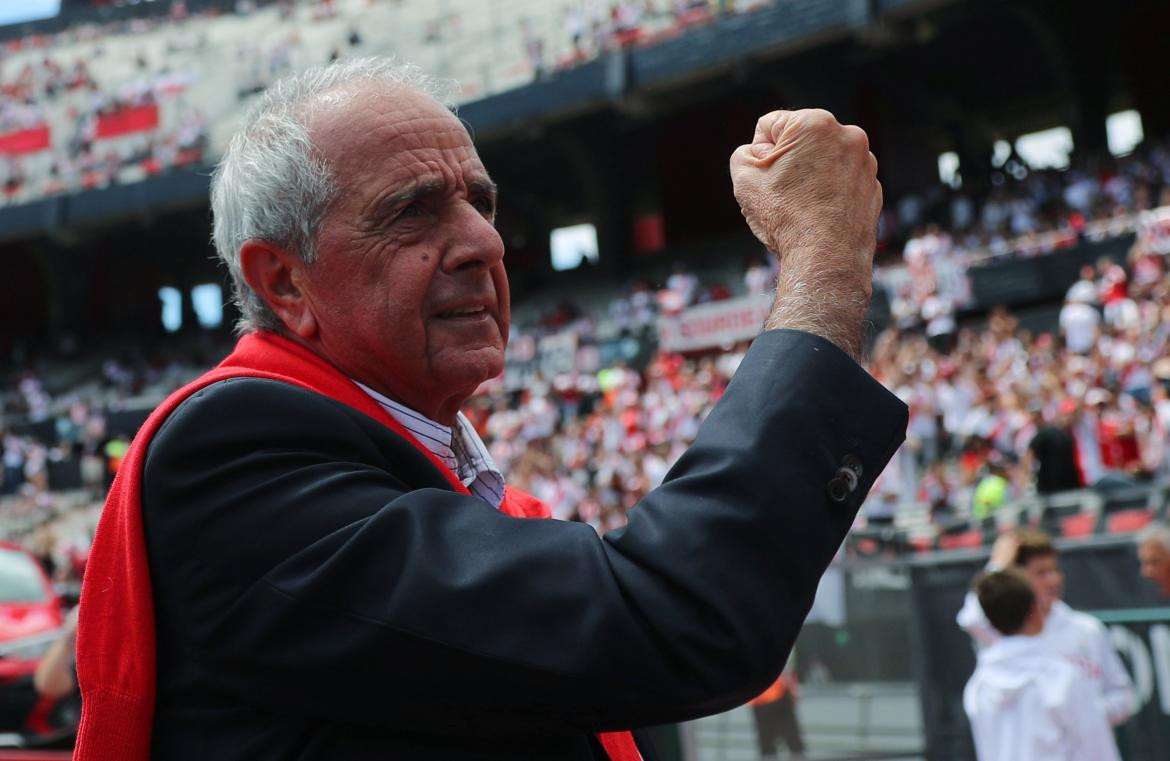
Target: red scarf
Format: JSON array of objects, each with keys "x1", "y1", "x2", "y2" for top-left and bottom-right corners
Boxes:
[{"x1": 75, "y1": 331, "x2": 640, "y2": 761}]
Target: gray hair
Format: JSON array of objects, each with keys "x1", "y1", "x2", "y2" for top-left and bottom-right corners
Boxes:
[
  {"x1": 1137, "y1": 520, "x2": 1170, "y2": 552},
  {"x1": 210, "y1": 57, "x2": 455, "y2": 334}
]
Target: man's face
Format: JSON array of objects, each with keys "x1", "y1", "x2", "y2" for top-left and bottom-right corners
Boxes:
[
  {"x1": 1021, "y1": 553, "x2": 1063, "y2": 614},
  {"x1": 1139, "y1": 540, "x2": 1170, "y2": 597},
  {"x1": 298, "y1": 85, "x2": 509, "y2": 422}
]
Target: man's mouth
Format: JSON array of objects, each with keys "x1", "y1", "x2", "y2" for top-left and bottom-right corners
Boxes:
[{"x1": 437, "y1": 306, "x2": 489, "y2": 318}]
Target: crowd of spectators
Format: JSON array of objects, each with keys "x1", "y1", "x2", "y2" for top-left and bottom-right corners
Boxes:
[
  {"x1": 0, "y1": 25, "x2": 209, "y2": 202},
  {"x1": 2, "y1": 0, "x2": 1169, "y2": 565},
  {"x1": 880, "y1": 136, "x2": 1170, "y2": 332},
  {"x1": 523, "y1": 0, "x2": 768, "y2": 75},
  {"x1": 6, "y1": 168, "x2": 1170, "y2": 562},
  {"x1": 0, "y1": 0, "x2": 351, "y2": 205},
  {"x1": 468, "y1": 344, "x2": 746, "y2": 533},
  {"x1": 0, "y1": 342, "x2": 229, "y2": 581},
  {"x1": 0, "y1": 0, "x2": 780, "y2": 207},
  {"x1": 471, "y1": 138, "x2": 1170, "y2": 537},
  {"x1": 463, "y1": 231, "x2": 1170, "y2": 538},
  {"x1": 869, "y1": 249, "x2": 1170, "y2": 529}
]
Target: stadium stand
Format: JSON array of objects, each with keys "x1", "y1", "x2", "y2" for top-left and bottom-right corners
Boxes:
[
  {"x1": 5, "y1": 142, "x2": 1170, "y2": 555},
  {"x1": 4, "y1": 0, "x2": 1170, "y2": 756},
  {"x1": 0, "y1": 0, "x2": 777, "y2": 206}
]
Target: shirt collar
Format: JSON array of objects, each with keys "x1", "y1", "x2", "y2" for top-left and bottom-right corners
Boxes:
[{"x1": 350, "y1": 380, "x2": 505, "y2": 508}]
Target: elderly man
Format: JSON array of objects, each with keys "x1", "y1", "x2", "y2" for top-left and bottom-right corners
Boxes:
[
  {"x1": 1137, "y1": 520, "x2": 1170, "y2": 596},
  {"x1": 75, "y1": 58, "x2": 905, "y2": 760}
]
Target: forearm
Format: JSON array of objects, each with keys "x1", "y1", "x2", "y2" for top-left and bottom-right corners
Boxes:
[
  {"x1": 33, "y1": 634, "x2": 76, "y2": 699},
  {"x1": 764, "y1": 263, "x2": 871, "y2": 361}
]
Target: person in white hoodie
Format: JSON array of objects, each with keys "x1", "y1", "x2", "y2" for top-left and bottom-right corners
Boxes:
[
  {"x1": 956, "y1": 528, "x2": 1135, "y2": 727},
  {"x1": 964, "y1": 569, "x2": 1121, "y2": 761}
]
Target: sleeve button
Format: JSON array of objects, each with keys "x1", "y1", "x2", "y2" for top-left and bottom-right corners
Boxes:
[
  {"x1": 827, "y1": 476, "x2": 850, "y2": 503},
  {"x1": 837, "y1": 466, "x2": 859, "y2": 492}
]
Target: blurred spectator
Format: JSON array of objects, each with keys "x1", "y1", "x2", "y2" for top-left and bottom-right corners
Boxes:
[
  {"x1": 1137, "y1": 521, "x2": 1170, "y2": 597},
  {"x1": 1059, "y1": 286, "x2": 1100, "y2": 354},
  {"x1": 748, "y1": 654, "x2": 805, "y2": 761},
  {"x1": 963, "y1": 569, "x2": 1121, "y2": 761},
  {"x1": 956, "y1": 530, "x2": 1136, "y2": 727},
  {"x1": 33, "y1": 605, "x2": 79, "y2": 700},
  {"x1": 744, "y1": 255, "x2": 775, "y2": 296},
  {"x1": 1025, "y1": 400, "x2": 1083, "y2": 494}
]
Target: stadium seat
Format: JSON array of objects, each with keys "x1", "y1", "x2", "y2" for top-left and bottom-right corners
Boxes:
[
  {"x1": 855, "y1": 537, "x2": 880, "y2": 555},
  {"x1": 909, "y1": 536, "x2": 934, "y2": 554},
  {"x1": 937, "y1": 530, "x2": 984, "y2": 550},
  {"x1": 1105, "y1": 509, "x2": 1153, "y2": 535},
  {"x1": 1059, "y1": 511, "x2": 1099, "y2": 539},
  {"x1": 1040, "y1": 491, "x2": 1092, "y2": 534}
]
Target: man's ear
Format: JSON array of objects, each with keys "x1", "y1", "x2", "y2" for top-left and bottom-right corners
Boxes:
[{"x1": 238, "y1": 240, "x2": 318, "y2": 338}]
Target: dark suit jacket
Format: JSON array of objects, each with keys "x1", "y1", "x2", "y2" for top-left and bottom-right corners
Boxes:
[{"x1": 141, "y1": 329, "x2": 907, "y2": 760}]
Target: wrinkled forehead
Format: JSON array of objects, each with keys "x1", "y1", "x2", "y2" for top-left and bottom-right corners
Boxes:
[{"x1": 303, "y1": 83, "x2": 483, "y2": 186}]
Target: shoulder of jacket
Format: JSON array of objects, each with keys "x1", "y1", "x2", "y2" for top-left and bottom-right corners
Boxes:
[{"x1": 150, "y1": 376, "x2": 361, "y2": 451}]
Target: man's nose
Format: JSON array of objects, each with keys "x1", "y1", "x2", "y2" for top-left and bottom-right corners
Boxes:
[{"x1": 443, "y1": 203, "x2": 504, "y2": 274}]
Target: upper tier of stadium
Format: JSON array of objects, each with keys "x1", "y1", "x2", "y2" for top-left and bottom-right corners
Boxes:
[{"x1": 0, "y1": 0, "x2": 783, "y2": 207}]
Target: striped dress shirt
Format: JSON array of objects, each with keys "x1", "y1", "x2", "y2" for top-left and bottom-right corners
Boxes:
[{"x1": 351, "y1": 381, "x2": 505, "y2": 509}]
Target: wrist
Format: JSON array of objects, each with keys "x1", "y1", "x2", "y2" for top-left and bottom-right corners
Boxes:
[{"x1": 765, "y1": 274, "x2": 870, "y2": 360}]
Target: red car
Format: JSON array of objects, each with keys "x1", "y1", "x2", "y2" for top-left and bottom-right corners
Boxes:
[{"x1": 0, "y1": 544, "x2": 75, "y2": 748}]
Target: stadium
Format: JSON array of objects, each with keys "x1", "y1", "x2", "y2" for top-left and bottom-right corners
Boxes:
[{"x1": 1, "y1": 0, "x2": 1169, "y2": 758}]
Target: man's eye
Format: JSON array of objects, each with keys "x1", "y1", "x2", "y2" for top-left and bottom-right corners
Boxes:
[
  {"x1": 399, "y1": 201, "x2": 427, "y2": 219},
  {"x1": 472, "y1": 197, "x2": 496, "y2": 216}
]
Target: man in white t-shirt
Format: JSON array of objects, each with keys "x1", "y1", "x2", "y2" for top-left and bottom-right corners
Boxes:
[
  {"x1": 956, "y1": 529, "x2": 1135, "y2": 728},
  {"x1": 964, "y1": 569, "x2": 1120, "y2": 761},
  {"x1": 1059, "y1": 291, "x2": 1100, "y2": 354}
]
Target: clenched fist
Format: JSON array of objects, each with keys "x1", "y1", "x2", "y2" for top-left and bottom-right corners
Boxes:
[{"x1": 731, "y1": 109, "x2": 881, "y2": 359}]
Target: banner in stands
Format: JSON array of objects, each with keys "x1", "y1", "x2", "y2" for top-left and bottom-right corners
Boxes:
[
  {"x1": 907, "y1": 537, "x2": 1170, "y2": 761},
  {"x1": 0, "y1": 125, "x2": 50, "y2": 155},
  {"x1": 95, "y1": 104, "x2": 160, "y2": 139},
  {"x1": 657, "y1": 293, "x2": 772, "y2": 353}
]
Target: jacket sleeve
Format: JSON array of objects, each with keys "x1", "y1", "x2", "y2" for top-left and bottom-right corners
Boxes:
[
  {"x1": 1063, "y1": 673, "x2": 1123, "y2": 761},
  {"x1": 1089, "y1": 617, "x2": 1136, "y2": 725},
  {"x1": 143, "y1": 328, "x2": 907, "y2": 736}
]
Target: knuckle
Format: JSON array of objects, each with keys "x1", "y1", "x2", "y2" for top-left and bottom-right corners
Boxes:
[
  {"x1": 755, "y1": 110, "x2": 783, "y2": 130},
  {"x1": 843, "y1": 125, "x2": 869, "y2": 150},
  {"x1": 804, "y1": 108, "x2": 837, "y2": 129}
]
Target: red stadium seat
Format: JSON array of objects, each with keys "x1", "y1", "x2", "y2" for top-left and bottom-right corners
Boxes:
[
  {"x1": 1060, "y1": 512, "x2": 1098, "y2": 538},
  {"x1": 854, "y1": 537, "x2": 879, "y2": 555},
  {"x1": 1105, "y1": 509, "x2": 1153, "y2": 535},
  {"x1": 938, "y1": 530, "x2": 984, "y2": 550},
  {"x1": 910, "y1": 536, "x2": 934, "y2": 553}
]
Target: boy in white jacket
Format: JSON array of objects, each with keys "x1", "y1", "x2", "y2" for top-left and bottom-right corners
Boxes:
[
  {"x1": 964, "y1": 570, "x2": 1121, "y2": 761},
  {"x1": 956, "y1": 528, "x2": 1135, "y2": 726}
]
